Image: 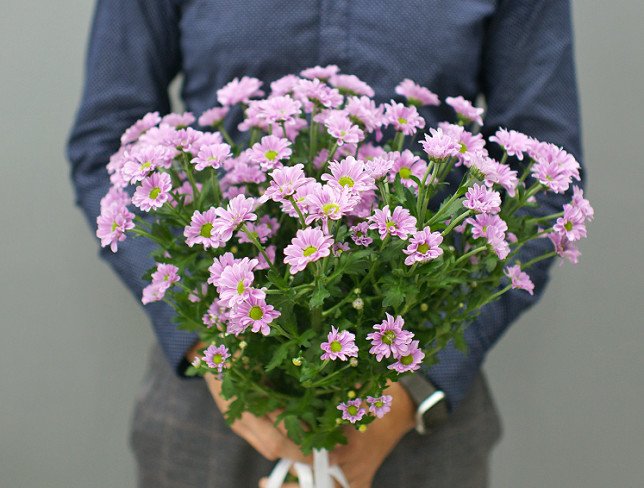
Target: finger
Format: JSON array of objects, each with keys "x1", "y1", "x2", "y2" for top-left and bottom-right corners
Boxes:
[{"x1": 237, "y1": 413, "x2": 309, "y2": 463}]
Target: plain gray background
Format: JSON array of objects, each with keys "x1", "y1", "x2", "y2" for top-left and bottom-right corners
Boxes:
[{"x1": 1, "y1": 1, "x2": 642, "y2": 487}]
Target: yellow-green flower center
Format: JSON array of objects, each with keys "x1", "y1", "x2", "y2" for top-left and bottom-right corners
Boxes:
[
  {"x1": 303, "y1": 245, "x2": 317, "y2": 257},
  {"x1": 459, "y1": 142, "x2": 468, "y2": 154},
  {"x1": 212, "y1": 353, "x2": 223, "y2": 364},
  {"x1": 265, "y1": 150, "x2": 278, "y2": 161},
  {"x1": 385, "y1": 220, "x2": 396, "y2": 229},
  {"x1": 322, "y1": 202, "x2": 341, "y2": 215},
  {"x1": 398, "y1": 167, "x2": 412, "y2": 179},
  {"x1": 382, "y1": 330, "x2": 396, "y2": 345},
  {"x1": 141, "y1": 161, "x2": 152, "y2": 170},
  {"x1": 564, "y1": 221, "x2": 573, "y2": 232},
  {"x1": 401, "y1": 354, "x2": 414, "y2": 366},
  {"x1": 417, "y1": 243, "x2": 430, "y2": 254},
  {"x1": 237, "y1": 281, "x2": 245, "y2": 295},
  {"x1": 397, "y1": 117, "x2": 408, "y2": 125},
  {"x1": 200, "y1": 223, "x2": 213, "y2": 238},
  {"x1": 249, "y1": 305, "x2": 264, "y2": 321},
  {"x1": 338, "y1": 175, "x2": 355, "y2": 187},
  {"x1": 330, "y1": 340, "x2": 343, "y2": 353},
  {"x1": 111, "y1": 221, "x2": 119, "y2": 232},
  {"x1": 347, "y1": 405, "x2": 358, "y2": 416},
  {"x1": 149, "y1": 187, "x2": 161, "y2": 199},
  {"x1": 375, "y1": 401, "x2": 384, "y2": 408}
]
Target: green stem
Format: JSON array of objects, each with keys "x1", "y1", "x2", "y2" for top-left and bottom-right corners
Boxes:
[
  {"x1": 210, "y1": 171, "x2": 222, "y2": 207},
  {"x1": 217, "y1": 124, "x2": 236, "y2": 148},
  {"x1": 240, "y1": 225, "x2": 279, "y2": 274},
  {"x1": 454, "y1": 245, "x2": 488, "y2": 266},
  {"x1": 305, "y1": 364, "x2": 352, "y2": 388},
  {"x1": 441, "y1": 210, "x2": 472, "y2": 237},
  {"x1": 522, "y1": 251, "x2": 557, "y2": 269},
  {"x1": 525, "y1": 212, "x2": 563, "y2": 225},
  {"x1": 288, "y1": 196, "x2": 307, "y2": 228},
  {"x1": 393, "y1": 132, "x2": 405, "y2": 151}
]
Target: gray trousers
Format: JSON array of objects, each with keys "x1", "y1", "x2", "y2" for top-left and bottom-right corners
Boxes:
[{"x1": 130, "y1": 345, "x2": 502, "y2": 487}]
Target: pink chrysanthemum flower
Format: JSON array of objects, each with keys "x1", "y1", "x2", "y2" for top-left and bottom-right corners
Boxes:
[
  {"x1": 463, "y1": 183, "x2": 502, "y2": 214},
  {"x1": 420, "y1": 128, "x2": 461, "y2": 161},
  {"x1": 330, "y1": 74, "x2": 375, "y2": 97},
  {"x1": 184, "y1": 208, "x2": 224, "y2": 249},
  {"x1": 395, "y1": 79, "x2": 440, "y2": 107},
  {"x1": 100, "y1": 185, "x2": 131, "y2": 212},
  {"x1": 389, "y1": 150, "x2": 427, "y2": 189},
  {"x1": 305, "y1": 186, "x2": 359, "y2": 226},
  {"x1": 255, "y1": 95, "x2": 302, "y2": 125},
  {"x1": 325, "y1": 112, "x2": 365, "y2": 146},
  {"x1": 228, "y1": 296, "x2": 281, "y2": 336},
  {"x1": 293, "y1": 78, "x2": 343, "y2": 112},
  {"x1": 249, "y1": 135, "x2": 292, "y2": 170},
  {"x1": 301, "y1": 64, "x2": 340, "y2": 80},
  {"x1": 384, "y1": 101, "x2": 425, "y2": 136},
  {"x1": 466, "y1": 213, "x2": 508, "y2": 241},
  {"x1": 165, "y1": 127, "x2": 203, "y2": 153},
  {"x1": 367, "y1": 395, "x2": 393, "y2": 418},
  {"x1": 345, "y1": 96, "x2": 385, "y2": 135},
  {"x1": 350, "y1": 221, "x2": 373, "y2": 247},
  {"x1": 403, "y1": 227, "x2": 444, "y2": 265},
  {"x1": 141, "y1": 282, "x2": 168, "y2": 304},
  {"x1": 202, "y1": 300, "x2": 230, "y2": 329},
  {"x1": 489, "y1": 128, "x2": 530, "y2": 160},
  {"x1": 162, "y1": 112, "x2": 195, "y2": 128},
  {"x1": 529, "y1": 142, "x2": 581, "y2": 194},
  {"x1": 358, "y1": 143, "x2": 387, "y2": 161},
  {"x1": 438, "y1": 122, "x2": 487, "y2": 166},
  {"x1": 172, "y1": 180, "x2": 200, "y2": 207},
  {"x1": 548, "y1": 232, "x2": 581, "y2": 264},
  {"x1": 190, "y1": 142, "x2": 230, "y2": 170},
  {"x1": 121, "y1": 145, "x2": 173, "y2": 183},
  {"x1": 366, "y1": 313, "x2": 414, "y2": 361},
  {"x1": 504, "y1": 264, "x2": 535, "y2": 295},
  {"x1": 191, "y1": 143, "x2": 232, "y2": 171},
  {"x1": 337, "y1": 399, "x2": 367, "y2": 424},
  {"x1": 468, "y1": 154, "x2": 519, "y2": 197},
  {"x1": 321, "y1": 156, "x2": 376, "y2": 194},
  {"x1": 270, "y1": 74, "x2": 301, "y2": 96},
  {"x1": 207, "y1": 252, "x2": 237, "y2": 286},
  {"x1": 446, "y1": 96, "x2": 484, "y2": 125},
  {"x1": 388, "y1": 340, "x2": 425, "y2": 373},
  {"x1": 217, "y1": 76, "x2": 264, "y2": 106},
  {"x1": 203, "y1": 344, "x2": 230, "y2": 373},
  {"x1": 553, "y1": 204, "x2": 587, "y2": 241},
  {"x1": 191, "y1": 131, "x2": 224, "y2": 154},
  {"x1": 198, "y1": 106, "x2": 229, "y2": 127},
  {"x1": 216, "y1": 258, "x2": 265, "y2": 307},
  {"x1": 365, "y1": 154, "x2": 396, "y2": 180},
  {"x1": 263, "y1": 164, "x2": 309, "y2": 202},
  {"x1": 321, "y1": 326, "x2": 359, "y2": 361},
  {"x1": 121, "y1": 111, "x2": 161, "y2": 145},
  {"x1": 212, "y1": 195, "x2": 258, "y2": 242},
  {"x1": 571, "y1": 186, "x2": 594, "y2": 221},
  {"x1": 188, "y1": 284, "x2": 208, "y2": 303},
  {"x1": 96, "y1": 204, "x2": 135, "y2": 252},
  {"x1": 368, "y1": 205, "x2": 417, "y2": 240},
  {"x1": 132, "y1": 172, "x2": 172, "y2": 211},
  {"x1": 151, "y1": 263, "x2": 180, "y2": 289},
  {"x1": 283, "y1": 227, "x2": 333, "y2": 274}
]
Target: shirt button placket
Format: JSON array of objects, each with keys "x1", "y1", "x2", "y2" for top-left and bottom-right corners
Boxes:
[{"x1": 318, "y1": 0, "x2": 349, "y2": 65}]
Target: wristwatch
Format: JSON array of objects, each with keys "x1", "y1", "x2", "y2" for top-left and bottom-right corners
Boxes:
[{"x1": 399, "y1": 374, "x2": 449, "y2": 435}]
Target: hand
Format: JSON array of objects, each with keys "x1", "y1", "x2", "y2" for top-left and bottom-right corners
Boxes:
[
  {"x1": 258, "y1": 381, "x2": 417, "y2": 488},
  {"x1": 204, "y1": 372, "x2": 311, "y2": 464},
  {"x1": 186, "y1": 342, "x2": 309, "y2": 464}
]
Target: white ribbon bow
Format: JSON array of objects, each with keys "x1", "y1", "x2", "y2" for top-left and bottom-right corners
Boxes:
[{"x1": 266, "y1": 449, "x2": 350, "y2": 488}]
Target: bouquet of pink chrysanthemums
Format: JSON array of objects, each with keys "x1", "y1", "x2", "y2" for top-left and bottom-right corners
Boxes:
[{"x1": 97, "y1": 66, "x2": 592, "y2": 454}]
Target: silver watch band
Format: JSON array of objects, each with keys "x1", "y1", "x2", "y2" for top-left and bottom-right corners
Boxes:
[{"x1": 399, "y1": 373, "x2": 449, "y2": 434}]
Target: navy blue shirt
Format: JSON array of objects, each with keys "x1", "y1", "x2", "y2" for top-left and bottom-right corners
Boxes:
[{"x1": 68, "y1": 0, "x2": 582, "y2": 410}]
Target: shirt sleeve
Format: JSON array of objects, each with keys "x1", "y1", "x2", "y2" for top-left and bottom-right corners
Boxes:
[
  {"x1": 424, "y1": 0, "x2": 584, "y2": 410},
  {"x1": 67, "y1": 0, "x2": 199, "y2": 374}
]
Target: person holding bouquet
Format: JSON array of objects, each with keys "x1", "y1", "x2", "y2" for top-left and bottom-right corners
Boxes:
[{"x1": 68, "y1": 1, "x2": 584, "y2": 487}]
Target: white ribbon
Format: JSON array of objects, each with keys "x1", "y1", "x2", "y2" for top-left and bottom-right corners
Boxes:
[{"x1": 265, "y1": 449, "x2": 349, "y2": 488}]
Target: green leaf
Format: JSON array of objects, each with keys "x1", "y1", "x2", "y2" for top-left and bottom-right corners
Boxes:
[
  {"x1": 382, "y1": 282, "x2": 405, "y2": 309},
  {"x1": 283, "y1": 415, "x2": 305, "y2": 445},
  {"x1": 310, "y1": 282, "x2": 330, "y2": 308},
  {"x1": 265, "y1": 341, "x2": 293, "y2": 372}
]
